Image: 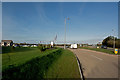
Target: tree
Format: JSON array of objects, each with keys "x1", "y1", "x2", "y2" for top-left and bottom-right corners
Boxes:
[
  {"x1": 102, "y1": 36, "x2": 119, "y2": 48},
  {"x1": 102, "y1": 36, "x2": 113, "y2": 46}
]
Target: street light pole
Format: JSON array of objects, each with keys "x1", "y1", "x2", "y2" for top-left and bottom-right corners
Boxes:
[
  {"x1": 112, "y1": 29, "x2": 115, "y2": 51},
  {"x1": 64, "y1": 17, "x2": 69, "y2": 49},
  {"x1": 64, "y1": 17, "x2": 66, "y2": 49}
]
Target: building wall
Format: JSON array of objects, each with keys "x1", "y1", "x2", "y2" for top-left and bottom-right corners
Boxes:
[
  {"x1": 7, "y1": 43, "x2": 10, "y2": 46},
  {"x1": 1, "y1": 42, "x2": 13, "y2": 46},
  {"x1": 1, "y1": 42, "x2": 4, "y2": 46}
]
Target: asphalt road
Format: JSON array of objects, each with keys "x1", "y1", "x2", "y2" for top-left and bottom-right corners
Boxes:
[{"x1": 69, "y1": 48, "x2": 118, "y2": 78}]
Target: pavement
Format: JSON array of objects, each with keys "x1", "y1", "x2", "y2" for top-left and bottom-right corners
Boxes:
[{"x1": 69, "y1": 48, "x2": 118, "y2": 78}]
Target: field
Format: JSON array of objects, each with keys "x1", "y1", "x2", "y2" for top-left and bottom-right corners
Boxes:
[
  {"x1": 2, "y1": 47, "x2": 80, "y2": 80},
  {"x1": 2, "y1": 47, "x2": 57, "y2": 70},
  {"x1": 80, "y1": 47, "x2": 120, "y2": 55}
]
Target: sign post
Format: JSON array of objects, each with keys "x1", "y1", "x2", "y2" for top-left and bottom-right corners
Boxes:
[{"x1": 114, "y1": 48, "x2": 118, "y2": 54}]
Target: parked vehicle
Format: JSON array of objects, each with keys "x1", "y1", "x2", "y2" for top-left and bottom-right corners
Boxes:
[
  {"x1": 101, "y1": 45, "x2": 107, "y2": 49},
  {"x1": 70, "y1": 44, "x2": 77, "y2": 49},
  {"x1": 66, "y1": 46, "x2": 69, "y2": 48},
  {"x1": 96, "y1": 46, "x2": 100, "y2": 48}
]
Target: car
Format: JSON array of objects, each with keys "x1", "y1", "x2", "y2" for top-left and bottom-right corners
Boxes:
[
  {"x1": 101, "y1": 45, "x2": 107, "y2": 49},
  {"x1": 66, "y1": 46, "x2": 69, "y2": 48}
]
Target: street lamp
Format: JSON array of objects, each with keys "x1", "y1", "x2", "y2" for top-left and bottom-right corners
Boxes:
[
  {"x1": 64, "y1": 17, "x2": 69, "y2": 49},
  {"x1": 112, "y1": 29, "x2": 115, "y2": 51}
]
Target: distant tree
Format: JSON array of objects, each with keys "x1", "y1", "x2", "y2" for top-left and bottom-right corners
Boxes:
[
  {"x1": 102, "y1": 36, "x2": 119, "y2": 48},
  {"x1": 38, "y1": 44, "x2": 46, "y2": 52},
  {"x1": 115, "y1": 39, "x2": 120, "y2": 48},
  {"x1": 97, "y1": 42, "x2": 102, "y2": 46},
  {"x1": 102, "y1": 36, "x2": 112, "y2": 46}
]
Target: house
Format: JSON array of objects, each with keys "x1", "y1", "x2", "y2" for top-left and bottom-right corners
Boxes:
[
  {"x1": 22, "y1": 45, "x2": 29, "y2": 47},
  {"x1": 31, "y1": 44, "x2": 37, "y2": 47},
  {"x1": 13, "y1": 43, "x2": 20, "y2": 47},
  {"x1": 82, "y1": 44, "x2": 88, "y2": 47},
  {"x1": 1, "y1": 40, "x2": 13, "y2": 46}
]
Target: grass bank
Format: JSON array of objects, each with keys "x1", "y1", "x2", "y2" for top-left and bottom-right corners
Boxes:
[
  {"x1": 2, "y1": 48, "x2": 62, "y2": 80},
  {"x1": 2, "y1": 47, "x2": 80, "y2": 80},
  {"x1": 2, "y1": 47, "x2": 58, "y2": 70},
  {"x1": 44, "y1": 49, "x2": 80, "y2": 78},
  {"x1": 80, "y1": 47, "x2": 120, "y2": 55}
]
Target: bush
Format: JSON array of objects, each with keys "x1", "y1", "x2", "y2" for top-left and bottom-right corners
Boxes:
[
  {"x1": 2, "y1": 46, "x2": 15, "y2": 53},
  {"x1": 45, "y1": 44, "x2": 50, "y2": 49},
  {"x1": 38, "y1": 44, "x2": 46, "y2": 52}
]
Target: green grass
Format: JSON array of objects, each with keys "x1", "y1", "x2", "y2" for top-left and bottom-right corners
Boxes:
[
  {"x1": 2, "y1": 47, "x2": 80, "y2": 79},
  {"x1": 44, "y1": 49, "x2": 80, "y2": 78},
  {"x1": 2, "y1": 48, "x2": 62, "y2": 80},
  {"x1": 2, "y1": 46, "x2": 34, "y2": 53},
  {"x1": 2, "y1": 47, "x2": 58, "y2": 70},
  {"x1": 80, "y1": 47, "x2": 120, "y2": 55}
]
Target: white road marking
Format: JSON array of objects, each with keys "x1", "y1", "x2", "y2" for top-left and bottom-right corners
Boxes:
[{"x1": 91, "y1": 55, "x2": 103, "y2": 61}]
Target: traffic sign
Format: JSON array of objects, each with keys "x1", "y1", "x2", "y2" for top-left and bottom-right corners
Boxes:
[{"x1": 114, "y1": 48, "x2": 118, "y2": 54}]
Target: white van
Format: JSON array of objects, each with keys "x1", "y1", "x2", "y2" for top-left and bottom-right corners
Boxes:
[{"x1": 70, "y1": 44, "x2": 77, "y2": 49}]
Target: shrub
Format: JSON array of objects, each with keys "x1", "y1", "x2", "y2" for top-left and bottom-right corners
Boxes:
[
  {"x1": 2, "y1": 46, "x2": 14, "y2": 53},
  {"x1": 38, "y1": 44, "x2": 46, "y2": 52}
]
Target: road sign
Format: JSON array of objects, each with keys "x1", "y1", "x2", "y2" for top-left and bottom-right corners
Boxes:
[{"x1": 114, "y1": 48, "x2": 118, "y2": 54}]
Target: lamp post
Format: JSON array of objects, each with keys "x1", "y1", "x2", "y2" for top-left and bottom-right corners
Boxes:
[
  {"x1": 64, "y1": 17, "x2": 69, "y2": 49},
  {"x1": 112, "y1": 29, "x2": 115, "y2": 51}
]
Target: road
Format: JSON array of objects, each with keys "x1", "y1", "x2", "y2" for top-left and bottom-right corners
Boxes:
[{"x1": 69, "y1": 48, "x2": 118, "y2": 78}]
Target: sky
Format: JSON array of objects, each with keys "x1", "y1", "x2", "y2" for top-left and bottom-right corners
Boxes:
[
  {"x1": 0, "y1": 2, "x2": 1, "y2": 42},
  {"x1": 2, "y1": 2, "x2": 118, "y2": 44},
  {"x1": 1, "y1": 0, "x2": 120, "y2": 2}
]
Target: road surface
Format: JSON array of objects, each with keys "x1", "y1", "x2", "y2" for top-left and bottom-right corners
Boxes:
[{"x1": 69, "y1": 48, "x2": 118, "y2": 78}]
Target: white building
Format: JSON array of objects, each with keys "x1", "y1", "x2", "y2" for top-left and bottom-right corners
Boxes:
[
  {"x1": 1, "y1": 40, "x2": 13, "y2": 46},
  {"x1": 51, "y1": 41, "x2": 54, "y2": 47},
  {"x1": 31, "y1": 45, "x2": 37, "y2": 47}
]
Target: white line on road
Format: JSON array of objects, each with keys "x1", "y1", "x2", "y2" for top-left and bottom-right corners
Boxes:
[{"x1": 91, "y1": 55, "x2": 103, "y2": 61}]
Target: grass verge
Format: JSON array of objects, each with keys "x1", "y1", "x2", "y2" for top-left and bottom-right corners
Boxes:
[
  {"x1": 44, "y1": 49, "x2": 80, "y2": 78},
  {"x1": 2, "y1": 48, "x2": 80, "y2": 79},
  {"x1": 80, "y1": 47, "x2": 120, "y2": 55}
]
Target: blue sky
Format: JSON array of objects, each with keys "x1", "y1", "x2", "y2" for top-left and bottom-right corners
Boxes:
[{"x1": 2, "y1": 2, "x2": 118, "y2": 44}]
